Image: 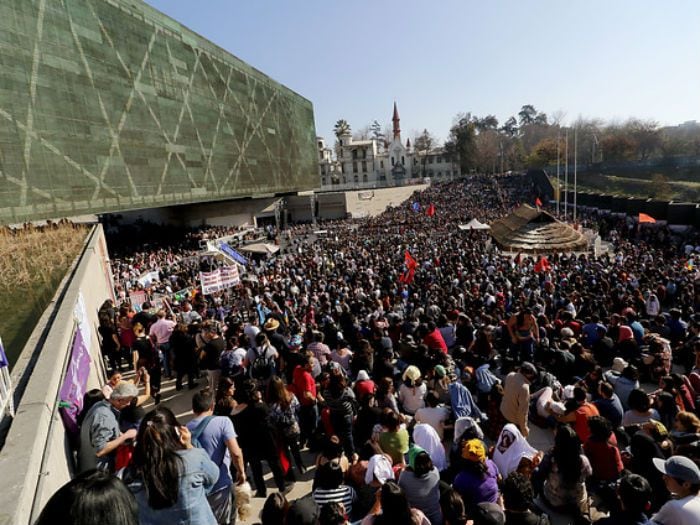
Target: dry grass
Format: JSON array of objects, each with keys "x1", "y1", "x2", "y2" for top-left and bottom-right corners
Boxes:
[{"x1": 0, "y1": 222, "x2": 88, "y2": 367}]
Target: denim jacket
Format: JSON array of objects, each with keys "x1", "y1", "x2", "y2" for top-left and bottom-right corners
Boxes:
[{"x1": 126, "y1": 448, "x2": 220, "y2": 525}]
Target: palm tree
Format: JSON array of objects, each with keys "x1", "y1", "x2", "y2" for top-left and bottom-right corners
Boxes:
[{"x1": 333, "y1": 119, "x2": 351, "y2": 138}]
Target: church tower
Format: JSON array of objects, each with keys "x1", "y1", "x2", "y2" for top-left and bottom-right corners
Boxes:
[{"x1": 392, "y1": 101, "x2": 401, "y2": 140}]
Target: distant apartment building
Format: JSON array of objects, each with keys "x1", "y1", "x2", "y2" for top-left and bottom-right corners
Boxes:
[{"x1": 318, "y1": 102, "x2": 459, "y2": 188}]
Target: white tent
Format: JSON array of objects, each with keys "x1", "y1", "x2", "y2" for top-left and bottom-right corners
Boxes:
[
  {"x1": 238, "y1": 242, "x2": 280, "y2": 256},
  {"x1": 458, "y1": 218, "x2": 491, "y2": 231}
]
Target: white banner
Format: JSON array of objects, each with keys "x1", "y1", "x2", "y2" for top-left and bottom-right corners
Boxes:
[
  {"x1": 137, "y1": 270, "x2": 160, "y2": 288},
  {"x1": 200, "y1": 266, "x2": 240, "y2": 295}
]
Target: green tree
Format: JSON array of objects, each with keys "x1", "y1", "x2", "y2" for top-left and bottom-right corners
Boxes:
[
  {"x1": 526, "y1": 137, "x2": 561, "y2": 167},
  {"x1": 333, "y1": 119, "x2": 351, "y2": 138},
  {"x1": 370, "y1": 120, "x2": 384, "y2": 141},
  {"x1": 446, "y1": 113, "x2": 477, "y2": 174},
  {"x1": 518, "y1": 105, "x2": 537, "y2": 126},
  {"x1": 500, "y1": 116, "x2": 518, "y2": 137},
  {"x1": 414, "y1": 129, "x2": 436, "y2": 177}
]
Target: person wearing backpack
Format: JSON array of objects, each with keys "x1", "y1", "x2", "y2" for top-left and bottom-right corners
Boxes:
[
  {"x1": 246, "y1": 332, "x2": 278, "y2": 384},
  {"x1": 186, "y1": 389, "x2": 246, "y2": 525}
]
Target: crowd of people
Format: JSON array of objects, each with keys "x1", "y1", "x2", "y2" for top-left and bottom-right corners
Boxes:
[{"x1": 42, "y1": 174, "x2": 700, "y2": 525}]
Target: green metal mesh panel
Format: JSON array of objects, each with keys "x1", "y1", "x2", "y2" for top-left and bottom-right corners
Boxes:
[{"x1": 0, "y1": 0, "x2": 317, "y2": 224}]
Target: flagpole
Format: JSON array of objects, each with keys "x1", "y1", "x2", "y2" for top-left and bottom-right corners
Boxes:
[
  {"x1": 564, "y1": 129, "x2": 569, "y2": 219},
  {"x1": 556, "y1": 128, "x2": 561, "y2": 216},
  {"x1": 573, "y1": 126, "x2": 578, "y2": 224}
]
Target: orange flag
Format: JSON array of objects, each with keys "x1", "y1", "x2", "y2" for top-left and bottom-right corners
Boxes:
[
  {"x1": 639, "y1": 213, "x2": 656, "y2": 224},
  {"x1": 535, "y1": 197, "x2": 543, "y2": 207}
]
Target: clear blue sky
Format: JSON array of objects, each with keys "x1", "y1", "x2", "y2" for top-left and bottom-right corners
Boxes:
[{"x1": 145, "y1": 0, "x2": 700, "y2": 144}]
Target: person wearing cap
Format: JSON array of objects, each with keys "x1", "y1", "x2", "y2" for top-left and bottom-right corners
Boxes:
[
  {"x1": 500, "y1": 363, "x2": 537, "y2": 438},
  {"x1": 78, "y1": 381, "x2": 139, "y2": 473},
  {"x1": 651, "y1": 455, "x2": 700, "y2": 524}
]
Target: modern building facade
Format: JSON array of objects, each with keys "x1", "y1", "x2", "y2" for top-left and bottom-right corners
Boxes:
[
  {"x1": 0, "y1": 0, "x2": 317, "y2": 225},
  {"x1": 319, "y1": 102, "x2": 458, "y2": 188}
]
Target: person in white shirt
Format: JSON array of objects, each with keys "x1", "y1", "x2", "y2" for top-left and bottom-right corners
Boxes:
[
  {"x1": 414, "y1": 391, "x2": 451, "y2": 440},
  {"x1": 652, "y1": 455, "x2": 700, "y2": 525}
]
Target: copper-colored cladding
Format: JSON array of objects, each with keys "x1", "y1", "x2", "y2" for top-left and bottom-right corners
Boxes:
[{"x1": 490, "y1": 205, "x2": 589, "y2": 254}]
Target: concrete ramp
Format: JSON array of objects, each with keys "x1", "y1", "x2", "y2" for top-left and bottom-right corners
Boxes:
[{"x1": 344, "y1": 184, "x2": 428, "y2": 218}]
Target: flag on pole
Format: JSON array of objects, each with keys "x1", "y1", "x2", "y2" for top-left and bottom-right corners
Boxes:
[
  {"x1": 425, "y1": 203, "x2": 436, "y2": 217},
  {"x1": 639, "y1": 213, "x2": 656, "y2": 224},
  {"x1": 535, "y1": 197, "x2": 543, "y2": 208},
  {"x1": 0, "y1": 337, "x2": 8, "y2": 369},
  {"x1": 411, "y1": 201, "x2": 421, "y2": 212}
]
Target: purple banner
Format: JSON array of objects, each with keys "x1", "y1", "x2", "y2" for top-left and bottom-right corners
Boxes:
[{"x1": 58, "y1": 328, "x2": 92, "y2": 438}]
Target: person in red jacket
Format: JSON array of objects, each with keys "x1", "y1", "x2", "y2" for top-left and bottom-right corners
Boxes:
[
  {"x1": 293, "y1": 353, "x2": 318, "y2": 448},
  {"x1": 584, "y1": 416, "x2": 623, "y2": 483},
  {"x1": 422, "y1": 321, "x2": 448, "y2": 354}
]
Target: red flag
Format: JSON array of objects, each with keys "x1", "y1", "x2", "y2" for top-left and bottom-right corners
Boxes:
[
  {"x1": 405, "y1": 250, "x2": 418, "y2": 270},
  {"x1": 425, "y1": 203, "x2": 436, "y2": 217},
  {"x1": 639, "y1": 213, "x2": 656, "y2": 224},
  {"x1": 535, "y1": 197, "x2": 543, "y2": 207},
  {"x1": 534, "y1": 256, "x2": 551, "y2": 273}
]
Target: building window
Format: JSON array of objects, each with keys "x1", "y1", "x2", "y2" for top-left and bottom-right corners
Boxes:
[
  {"x1": 354, "y1": 175, "x2": 359, "y2": 183},
  {"x1": 437, "y1": 172, "x2": 441, "y2": 177},
  {"x1": 391, "y1": 157, "x2": 395, "y2": 166},
  {"x1": 363, "y1": 149, "x2": 367, "y2": 159},
  {"x1": 363, "y1": 174, "x2": 368, "y2": 182},
  {"x1": 352, "y1": 150, "x2": 358, "y2": 160},
  {"x1": 339, "y1": 139, "x2": 343, "y2": 146},
  {"x1": 353, "y1": 161, "x2": 358, "y2": 173},
  {"x1": 321, "y1": 166, "x2": 325, "y2": 175},
  {"x1": 380, "y1": 160, "x2": 384, "y2": 169},
  {"x1": 362, "y1": 160, "x2": 367, "y2": 172},
  {"x1": 401, "y1": 156, "x2": 405, "y2": 165},
  {"x1": 428, "y1": 157, "x2": 433, "y2": 164}
]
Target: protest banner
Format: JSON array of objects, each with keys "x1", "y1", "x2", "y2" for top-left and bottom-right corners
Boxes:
[
  {"x1": 200, "y1": 266, "x2": 240, "y2": 295},
  {"x1": 137, "y1": 270, "x2": 160, "y2": 288}
]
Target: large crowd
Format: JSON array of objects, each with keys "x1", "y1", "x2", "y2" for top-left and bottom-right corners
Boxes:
[{"x1": 39, "y1": 174, "x2": 700, "y2": 525}]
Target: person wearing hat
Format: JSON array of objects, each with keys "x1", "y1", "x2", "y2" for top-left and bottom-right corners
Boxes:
[
  {"x1": 262, "y1": 316, "x2": 291, "y2": 359},
  {"x1": 452, "y1": 439, "x2": 500, "y2": 515},
  {"x1": 78, "y1": 381, "x2": 139, "y2": 473},
  {"x1": 399, "y1": 366, "x2": 427, "y2": 416},
  {"x1": 652, "y1": 455, "x2": 700, "y2": 524}
]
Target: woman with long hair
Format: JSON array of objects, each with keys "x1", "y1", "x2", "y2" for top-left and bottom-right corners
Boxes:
[
  {"x1": 360, "y1": 480, "x2": 430, "y2": 525},
  {"x1": 36, "y1": 469, "x2": 138, "y2": 525},
  {"x1": 539, "y1": 424, "x2": 591, "y2": 516},
  {"x1": 132, "y1": 322, "x2": 161, "y2": 404},
  {"x1": 268, "y1": 375, "x2": 305, "y2": 478},
  {"x1": 122, "y1": 406, "x2": 219, "y2": 524}
]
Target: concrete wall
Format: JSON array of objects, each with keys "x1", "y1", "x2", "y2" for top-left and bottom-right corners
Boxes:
[
  {"x1": 559, "y1": 191, "x2": 700, "y2": 227},
  {"x1": 0, "y1": 225, "x2": 113, "y2": 525}
]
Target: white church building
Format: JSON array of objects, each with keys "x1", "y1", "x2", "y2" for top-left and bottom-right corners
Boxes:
[{"x1": 318, "y1": 103, "x2": 459, "y2": 188}]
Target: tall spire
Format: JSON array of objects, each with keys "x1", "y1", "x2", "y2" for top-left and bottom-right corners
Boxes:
[{"x1": 392, "y1": 101, "x2": 401, "y2": 140}]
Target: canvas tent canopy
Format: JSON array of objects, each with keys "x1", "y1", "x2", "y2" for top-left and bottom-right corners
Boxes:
[
  {"x1": 490, "y1": 204, "x2": 588, "y2": 253},
  {"x1": 238, "y1": 242, "x2": 280, "y2": 256},
  {"x1": 458, "y1": 219, "x2": 491, "y2": 231}
]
